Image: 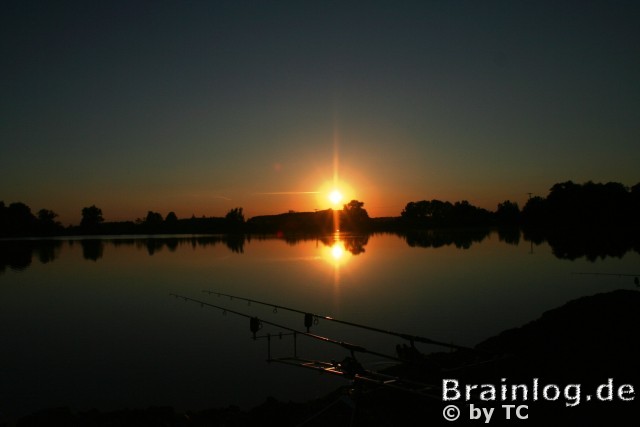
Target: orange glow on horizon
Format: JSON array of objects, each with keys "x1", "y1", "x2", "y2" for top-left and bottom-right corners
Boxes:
[{"x1": 315, "y1": 180, "x2": 355, "y2": 210}]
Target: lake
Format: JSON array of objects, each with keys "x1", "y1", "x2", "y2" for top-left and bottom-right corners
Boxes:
[{"x1": 1, "y1": 231, "x2": 638, "y2": 419}]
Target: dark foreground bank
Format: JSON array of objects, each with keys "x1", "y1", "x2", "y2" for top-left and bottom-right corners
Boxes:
[{"x1": 10, "y1": 289, "x2": 639, "y2": 427}]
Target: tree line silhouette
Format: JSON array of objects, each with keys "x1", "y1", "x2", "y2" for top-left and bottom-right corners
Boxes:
[
  {"x1": 0, "y1": 236, "x2": 247, "y2": 273},
  {"x1": 520, "y1": 181, "x2": 640, "y2": 228},
  {"x1": 0, "y1": 201, "x2": 64, "y2": 237},
  {"x1": 1, "y1": 180, "x2": 638, "y2": 238}
]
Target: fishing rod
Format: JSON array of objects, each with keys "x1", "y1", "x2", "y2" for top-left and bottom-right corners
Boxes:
[
  {"x1": 170, "y1": 293, "x2": 400, "y2": 362},
  {"x1": 202, "y1": 290, "x2": 473, "y2": 351},
  {"x1": 171, "y1": 293, "x2": 439, "y2": 398}
]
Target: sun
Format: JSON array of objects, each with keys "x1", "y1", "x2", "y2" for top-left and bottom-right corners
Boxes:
[
  {"x1": 328, "y1": 190, "x2": 343, "y2": 206},
  {"x1": 315, "y1": 180, "x2": 354, "y2": 209}
]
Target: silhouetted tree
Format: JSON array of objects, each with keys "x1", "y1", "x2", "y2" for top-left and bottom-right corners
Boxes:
[
  {"x1": 6, "y1": 202, "x2": 37, "y2": 236},
  {"x1": 340, "y1": 200, "x2": 370, "y2": 230},
  {"x1": 343, "y1": 200, "x2": 369, "y2": 219},
  {"x1": 165, "y1": 211, "x2": 178, "y2": 223},
  {"x1": 632, "y1": 183, "x2": 640, "y2": 220},
  {"x1": 521, "y1": 196, "x2": 547, "y2": 225},
  {"x1": 144, "y1": 211, "x2": 163, "y2": 227},
  {"x1": 0, "y1": 201, "x2": 6, "y2": 231},
  {"x1": 37, "y1": 209, "x2": 57, "y2": 224},
  {"x1": 37, "y1": 209, "x2": 62, "y2": 235},
  {"x1": 0, "y1": 201, "x2": 8, "y2": 237},
  {"x1": 0, "y1": 202, "x2": 65, "y2": 237},
  {"x1": 401, "y1": 200, "x2": 458, "y2": 226},
  {"x1": 496, "y1": 200, "x2": 520, "y2": 225},
  {"x1": 225, "y1": 207, "x2": 245, "y2": 229},
  {"x1": 80, "y1": 205, "x2": 104, "y2": 231},
  {"x1": 521, "y1": 181, "x2": 638, "y2": 228},
  {"x1": 401, "y1": 199, "x2": 491, "y2": 227},
  {"x1": 450, "y1": 200, "x2": 492, "y2": 225}
]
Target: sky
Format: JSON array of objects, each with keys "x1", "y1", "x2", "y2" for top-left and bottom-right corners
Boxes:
[{"x1": 2, "y1": 0, "x2": 639, "y2": 225}]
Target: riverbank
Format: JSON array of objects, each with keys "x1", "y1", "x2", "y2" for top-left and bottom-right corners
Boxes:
[{"x1": 9, "y1": 288, "x2": 639, "y2": 426}]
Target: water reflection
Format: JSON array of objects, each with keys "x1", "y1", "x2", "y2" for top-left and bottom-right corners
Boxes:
[
  {"x1": 523, "y1": 228, "x2": 640, "y2": 262},
  {"x1": 496, "y1": 227, "x2": 521, "y2": 245},
  {"x1": 0, "y1": 239, "x2": 64, "y2": 272},
  {"x1": 1, "y1": 229, "x2": 639, "y2": 273},
  {"x1": 331, "y1": 242, "x2": 344, "y2": 261},
  {"x1": 321, "y1": 233, "x2": 349, "y2": 267},
  {"x1": 80, "y1": 239, "x2": 104, "y2": 261},
  {"x1": 0, "y1": 240, "x2": 34, "y2": 272},
  {"x1": 330, "y1": 240, "x2": 345, "y2": 260},
  {"x1": 403, "y1": 228, "x2": 491, "y2": 249},
  {"x1": 109, "y1": 235, "x2": 246, "y2": 256},
  {"x1": 343, "y1": 234, "x2": 368, "y2": 255},
  {"x1": 318, "y1": 233, "x2": 368, "y2": 258},
  {"x1": 2, "y1": 232, "x2": 639, "y2": 420}
]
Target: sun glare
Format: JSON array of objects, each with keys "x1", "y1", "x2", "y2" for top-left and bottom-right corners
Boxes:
[
  {"x1": 329, "y1": 190, "x2": 343, "y2": 206},
  {"x1": 314, "y1": 179, "x2": 354, "y2": 210}
]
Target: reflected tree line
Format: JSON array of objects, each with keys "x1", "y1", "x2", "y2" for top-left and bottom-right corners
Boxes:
[
  {"x1": 0, "y1": 234, "x2": 367, "y2": 272},
  {"x1": 3, "y1": 228, "x2": 638, "y2": 274},
  {"x1": 250, "y1": 233, "x2": 370, "y2": 255},
  {"x1": 0, "y1": 236, "x2": 246, "y2": 273},
  {"x1": 0, "y1": 239, "x2": 64, "y2": 272},
  {"x1": 1, "y1": 181, "x2": 638, "y2": 271},
  {"x1": 89, "y1": 235, "x2": 247, "y2": 258},
  {"x1": 404, "y1": 229, "x2": 495, "y2": 250}
]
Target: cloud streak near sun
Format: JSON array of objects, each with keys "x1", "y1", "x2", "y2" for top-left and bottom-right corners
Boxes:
[{"x1": 253, "y1": 191, "x2": 320, "y2": 195}]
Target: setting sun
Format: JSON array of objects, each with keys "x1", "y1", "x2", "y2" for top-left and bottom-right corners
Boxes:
[
  {"x1": 314, "y1": 179, "x2": 356, "y2": 210},
  {"x1": 328, "y1": 190, "x2": 343, "y2": 206}
]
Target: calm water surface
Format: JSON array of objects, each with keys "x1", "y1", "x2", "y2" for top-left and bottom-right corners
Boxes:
[{"x1": 1, "y1": 232, "x2": 638, "y2": 418}]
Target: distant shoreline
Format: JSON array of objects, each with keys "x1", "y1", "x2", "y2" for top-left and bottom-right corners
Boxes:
[{"x1": 3, "y1": 180, "x2": 639, "y2": 238}]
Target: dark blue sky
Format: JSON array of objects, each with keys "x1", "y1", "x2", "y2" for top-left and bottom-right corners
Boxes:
[{"x1": 2, "y1": 1, "x2": 639, "y2": 223}]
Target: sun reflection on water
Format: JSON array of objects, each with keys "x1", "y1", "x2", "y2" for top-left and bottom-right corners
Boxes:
[
  {"x1": 322, "y1": 232, "x2": 351, "y2": 269},
  {"x1": 331, "y1": 242, "x2": 345, "y2": 261}
]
